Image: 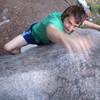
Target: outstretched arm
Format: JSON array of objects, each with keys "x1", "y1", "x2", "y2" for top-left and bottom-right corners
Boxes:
[
  {"x1": 83, "y1": 20, "x2": 100, "y2": 31},
  {"x1": 46, "y1": 24, "x2": 91, "y2": 56},
  {"x1": 46, "y1": 24, "x2": 71, "y2": 49}
]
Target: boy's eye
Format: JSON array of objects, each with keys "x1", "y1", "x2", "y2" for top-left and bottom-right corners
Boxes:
[{"x1": 68, "y1": 21, "x2": 72, "y2": 25}]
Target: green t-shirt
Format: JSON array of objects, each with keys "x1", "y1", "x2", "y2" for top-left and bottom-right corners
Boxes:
[{"x1": 32, "y1": 12, "x2": 64, "y2": 44}]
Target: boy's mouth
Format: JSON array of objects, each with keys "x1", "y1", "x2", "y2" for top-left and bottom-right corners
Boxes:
[
  {"x1": 64, "y1": 27, "x2": 69, "y2": 32},
  {"x1": 64, "y1": 28, "x2": 71, "y2": 33},
  {"x1": 64, "y1": 28, "x2": 74, "y2": 34}
]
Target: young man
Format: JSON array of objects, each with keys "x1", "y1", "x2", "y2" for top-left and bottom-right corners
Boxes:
[{"x1": 4, "y1": 5, "x2": 100, "y2": 54}]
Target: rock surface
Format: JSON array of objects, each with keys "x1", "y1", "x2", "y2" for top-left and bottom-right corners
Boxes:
[{"x1": 0, "y1": 29, "x2": 100, "y2": 100}]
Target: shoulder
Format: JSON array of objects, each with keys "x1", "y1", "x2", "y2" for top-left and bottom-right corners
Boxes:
[{"x1": 46, "y1": 12, "x2": 64, "y2": 32}]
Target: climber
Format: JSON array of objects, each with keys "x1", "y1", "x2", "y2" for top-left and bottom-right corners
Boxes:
[{"x1": 4, "y1": 5, "x2": 100, "y2": 55}]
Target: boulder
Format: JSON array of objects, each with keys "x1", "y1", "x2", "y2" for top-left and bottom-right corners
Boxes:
[{"x1": 0, "y1": 29, "x2": 100, "y2": 100}]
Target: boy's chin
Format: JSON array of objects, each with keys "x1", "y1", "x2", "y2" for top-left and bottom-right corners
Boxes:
[{"x1": 64, "y1": 29, "x2": 71, "y2": 34}]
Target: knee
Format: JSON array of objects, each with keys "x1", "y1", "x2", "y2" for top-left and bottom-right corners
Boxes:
[{"x1": 4, "y1": 43, "x2": 12, "y2": 52}]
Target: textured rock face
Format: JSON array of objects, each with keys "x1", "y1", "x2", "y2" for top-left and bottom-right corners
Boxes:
[
  {"x1": 0, "y1": 29, "x2": 100, "y2": 100},
  {"x1": 0, "y1": 0, "x2": 100, "y2": 99}
]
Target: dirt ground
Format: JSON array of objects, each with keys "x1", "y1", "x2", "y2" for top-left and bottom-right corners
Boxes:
[{"x1": 0, "y1": 0, "x2": 66, "y2": 55}]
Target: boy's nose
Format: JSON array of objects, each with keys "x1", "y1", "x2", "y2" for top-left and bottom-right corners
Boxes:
[
  {"x1": 68, "y1": 28, "x2": 74, "y2": 32},
  {"x1": 69, "y1": 27, "x2": 76, "y2": 32}
]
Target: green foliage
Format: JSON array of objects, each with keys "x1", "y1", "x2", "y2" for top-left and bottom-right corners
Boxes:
[
  {"x1": 90, "y1": 2, "x2": 100, "y2": 14},
  {"x1": 95, "y1": 20, "x2": 100, "y2": 25}
]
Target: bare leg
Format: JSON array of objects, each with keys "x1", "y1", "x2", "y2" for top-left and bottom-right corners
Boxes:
[{"x1": 4, "y1": 34, "x2": 28, "y2": 54}]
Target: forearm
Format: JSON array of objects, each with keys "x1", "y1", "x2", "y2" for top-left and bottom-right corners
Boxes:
[
  {"x1": 48, "y1": 30, "x2": 71, "y2": 49},
  {"x1": 46, "y1": 24, "x2": 76, "y2": 51},
  {"x1": 84, "y1": 20, "x2": 100, "y2": 31},
  {"x1": 60, "y1": 34, "x2": 75, "y2": 52}
]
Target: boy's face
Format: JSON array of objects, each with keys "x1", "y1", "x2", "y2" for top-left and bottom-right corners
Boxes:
[{"x1": 63, "y1": 16, "x2": 80, "y2": 33}]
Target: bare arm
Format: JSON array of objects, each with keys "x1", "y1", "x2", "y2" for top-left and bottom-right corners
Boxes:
[
  {"x1": 83, "y1": 20, "x2": 100, "y2": 31},
  {"x1": 46, "y1": 24, "x2": 72, "y2": 50},
  {"x1": 46, "y1": 24, "x2": 91, "y2": 57}
]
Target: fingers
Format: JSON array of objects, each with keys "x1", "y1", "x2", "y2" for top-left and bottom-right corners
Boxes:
[
  {"x1": 76, "y1": 37, "x2": 90, "y2": 58},
  {"x1": 67, "y1": 36, "x2": 91, "y2": 59},
  {"x1": 65, "y1": 41, "x2": 75, "y2": 58}
]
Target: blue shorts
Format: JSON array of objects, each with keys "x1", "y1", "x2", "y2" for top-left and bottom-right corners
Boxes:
[{"x1": 22, "y1": 22, "x2": 38, "y2": 44}]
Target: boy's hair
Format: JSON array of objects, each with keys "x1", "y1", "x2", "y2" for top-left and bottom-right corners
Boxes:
[{"x1": 61, "y1": 5, "x2": 87, "y2": 24}]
